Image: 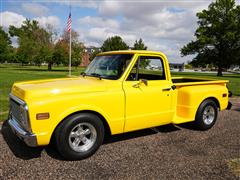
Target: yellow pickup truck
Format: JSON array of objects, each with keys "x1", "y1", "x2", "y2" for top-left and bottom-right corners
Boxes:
[{"x1": 8, "y1": 50, "x2": 232, "y2": 160}]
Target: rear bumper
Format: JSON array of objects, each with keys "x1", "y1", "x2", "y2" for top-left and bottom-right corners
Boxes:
[{"x1": 8, "y1": 117, "x2": 37, "y2": 147}]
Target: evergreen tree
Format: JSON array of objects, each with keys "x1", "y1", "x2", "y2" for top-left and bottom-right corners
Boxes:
[
  {"x1": 132, "y1": 38, "x2": 147, "y2": 50},
  {"x1": 101, "y1": 36, "x2": 129, "y2": 52}
]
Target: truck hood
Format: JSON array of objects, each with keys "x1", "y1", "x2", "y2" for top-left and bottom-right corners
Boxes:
[{"x1": 11, "y1": 77, "x2": 107, "y2": 101}]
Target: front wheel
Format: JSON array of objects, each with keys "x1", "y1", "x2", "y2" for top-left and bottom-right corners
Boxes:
[
  {"x1": 55, "y1": 113, "x2": 105, "y2": 160},
  {"x1": 195, "y1": 99, "x2": 218, "y2": 130}
]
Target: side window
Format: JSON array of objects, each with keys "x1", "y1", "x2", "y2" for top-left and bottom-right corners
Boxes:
[
  {"x1": 127, "y1": 60, "x2": 138, "y2": 81},
  {"x1": 127, "y1": 56, "x2": 165, "y2": 81}
]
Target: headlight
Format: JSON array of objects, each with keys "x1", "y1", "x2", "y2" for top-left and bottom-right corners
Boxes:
[{"x1": 19, "y1": 104, "x2": 31, "y2": 132}]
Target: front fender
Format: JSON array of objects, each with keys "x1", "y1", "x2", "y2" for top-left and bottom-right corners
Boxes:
[{"x1": 34, "y1": 104, "x2": 124, "y2": 146}]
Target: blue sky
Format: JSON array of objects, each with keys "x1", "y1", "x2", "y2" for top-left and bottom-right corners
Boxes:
[
  {"x1": 1, "y1": 0, "x2": 230, "y2": 63},
  {"x1": 2, "y1": 1, "x2": 97, "y2": 32}
]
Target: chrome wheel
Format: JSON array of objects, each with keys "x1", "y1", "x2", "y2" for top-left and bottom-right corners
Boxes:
[
  {"x1": 203, "y1": 105, "x2": 215, "y2": 125},
  {"x1": 68, "y1": 122, "x2": 97, "y2": 152}
]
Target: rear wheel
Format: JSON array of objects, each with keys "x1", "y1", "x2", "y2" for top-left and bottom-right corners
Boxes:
[
  {"x1": 55, "y1": 113, "x2": 104, "y2": 160},
  {"x1": 195, "y1": 99, "x2": 218, "y2": 130}
]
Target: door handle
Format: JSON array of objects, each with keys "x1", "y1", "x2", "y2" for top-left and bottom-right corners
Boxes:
[
  {"x1": 132, "y1": 83, "x2": 140, "y2": 88},
  {"x1": 162, "y1": 87, "x2": 171, "y2": 91}
]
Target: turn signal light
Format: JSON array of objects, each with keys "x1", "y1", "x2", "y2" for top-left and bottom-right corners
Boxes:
[{"x1": 36, "y1": 113, "x2": 50, "y2": 120}]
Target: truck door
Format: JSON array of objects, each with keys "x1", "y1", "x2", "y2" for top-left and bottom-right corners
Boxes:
[{"x1": 123, "y1": 55, "x2": 174, "y2": 132}]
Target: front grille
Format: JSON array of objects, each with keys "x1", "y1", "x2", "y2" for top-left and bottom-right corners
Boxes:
[
  {"x1": 10, "y1": 99, "x2": 25, "y2": 125},
  {"x1": 9, "y1": 94, "x2": 31, "y2": 132}
]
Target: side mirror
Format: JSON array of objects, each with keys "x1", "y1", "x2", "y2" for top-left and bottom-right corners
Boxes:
[
  {"x1": 140, "y1": 79, "x2": 148, "y2": 86},
  {"x1": 132, "y1": 79, "x2": 148, "y2": 88}
]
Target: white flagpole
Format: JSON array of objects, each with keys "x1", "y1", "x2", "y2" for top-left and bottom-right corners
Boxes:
[
  {"x1": 69, "y1": 27, "x2": 71, "y2": 76},
  {"x1": 69, "y1": 6, "x2": 72, "y2": 76}
]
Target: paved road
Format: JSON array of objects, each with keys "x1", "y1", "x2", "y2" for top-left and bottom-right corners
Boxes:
[{"x1": 0, "y1": 98, "x2": 239, "y2": 179}]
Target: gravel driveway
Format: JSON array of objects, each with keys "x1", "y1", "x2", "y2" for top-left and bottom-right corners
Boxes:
[{"x1": 0, "y1": 98, "x2": 239, "y2": 180}]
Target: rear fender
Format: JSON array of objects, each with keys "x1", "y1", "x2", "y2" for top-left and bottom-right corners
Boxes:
[{"x1": 176, "y1": 84, "x2": 228, "y2": 120}]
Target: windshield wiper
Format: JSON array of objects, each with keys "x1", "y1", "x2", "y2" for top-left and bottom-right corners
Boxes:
[
  {"x1": 81, "y1": 72, "x2": 86, "y2": 77},
  {"x1": 89, "y1": 73, "x2": 103, "y2": 80},
  {"x1": 81, "y1": 72, "x2": 102, "y2": 80}
]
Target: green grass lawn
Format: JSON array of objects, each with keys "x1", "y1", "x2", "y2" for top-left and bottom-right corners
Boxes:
[{"x1": 0, "y1": 65, "x2": 239, "y2": 121}]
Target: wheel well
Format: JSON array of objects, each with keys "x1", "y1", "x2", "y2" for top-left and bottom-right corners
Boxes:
[
  {"x1": 203, "y1": 97, "x2": 220, "y2": 109},
  {"x1": 50, "y1": 110, "x2": 112, "y2": 143}
]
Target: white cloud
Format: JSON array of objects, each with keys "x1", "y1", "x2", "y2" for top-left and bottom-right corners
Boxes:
[
  {"x1": 77, "y1": 7, "x2": 197, "y2": 57},
  {"x1": 34, "y1": 16, "x2": 61, "y2": 28},
  {"x1": 0, "y1": 11, "x2": 61, "y2": 48},
  {"x1": 53, "y1": 0, "x2": 98, "y2": 8},
  {"x1": 98, "y1": 0, "x2": 212, "y2": 17},
  {"x1": 98, "y1": 1, "x2": 121, "y2": 16},
  {"x1": 88, "y1": 27, "x2": 110, "y2": 41},
  {"x1": 0, "y1": 11, "x2": 60, "y2": 30},
  {"x1": 11, "y1": 36, "x2": 18, "y2": 48},
  {"x1": 0, "y1": 11, "x2": 25, "y2": 28},
  {"x1": 76, "y1": 27, "x2": 136, "y2": 48},
  {"x1": 22, "y1": 3, "x2": 49, "y2": 16},
  {"x1": 79, "y1": 16, "x2": 119, "y2": 29}
]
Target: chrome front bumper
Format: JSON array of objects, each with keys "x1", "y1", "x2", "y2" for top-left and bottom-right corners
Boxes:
[{"x1": 8, "y1": 117, "x2": 37, "y2": 147}]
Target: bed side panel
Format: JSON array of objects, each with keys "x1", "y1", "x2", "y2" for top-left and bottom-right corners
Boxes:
[{"x1": 175, "y1": 84, "x2": 228, "y2": 121}]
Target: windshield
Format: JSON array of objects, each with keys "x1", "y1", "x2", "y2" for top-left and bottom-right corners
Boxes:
[{"x1": 84, "y1": 54, "x2": 133, "y2": 80}]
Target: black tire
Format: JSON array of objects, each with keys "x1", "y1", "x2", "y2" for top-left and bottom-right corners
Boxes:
[
  {"x1": 195, "y1": 99, "x2": 218, "y2": 130},
  {"x1": 55, "y1": 113, "x2": 105, "y2": 160}
]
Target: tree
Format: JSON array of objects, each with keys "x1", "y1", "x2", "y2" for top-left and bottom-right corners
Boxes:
[
  {"x1": 72, "y1": 41, "x2": 84, "y2": 68},
  {"x1": 35, "y1": 27, "x2": 53, "y2": 67},
  {"x1": 0, "y1": 27, "x2": 13, "y2": 63},
  {"x1": 52, "y1": 39, "x2": 68, "y2": 66},
  {"x1": 61, "y1": 29, "x2": 79, "y2": 44},
  {"x1": 9, "y1": 19, "x2": 51, "y2": 66},
  {"x1": 184, "y1": 64, "x2": 192, "y2": 69},
  {"x1": 132, "y1": 38, "x2": 147, "y2": 50},
  {"x1": 181, "y1": 0, "x2": 240, "y2": 76},
  {"x1": 101, "y1": 36, "x2": 129, "y2": 52},
  {"x1": 43, "y1": 24, "x2": 58, "y2": 70},
  {"x1": 53, "y1": 29, "x2": 84, "y2": 68}
]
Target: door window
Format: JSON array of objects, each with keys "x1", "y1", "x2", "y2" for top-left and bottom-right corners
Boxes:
[{"x1": 127, "y1": 56, "x2": 165, "y2": 81}]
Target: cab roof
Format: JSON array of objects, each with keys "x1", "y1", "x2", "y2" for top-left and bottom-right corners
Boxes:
[{"x1": 98, "y1": 50, "x2": 165, "y2": 57}]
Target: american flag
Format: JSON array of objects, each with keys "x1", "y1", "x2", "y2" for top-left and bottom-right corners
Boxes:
[{"x1": 67, "y1": 13, "x2": 71, "y2": 32}]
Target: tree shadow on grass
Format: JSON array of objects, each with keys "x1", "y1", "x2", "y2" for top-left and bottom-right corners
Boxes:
[{"x1": 12, "y1": 68, "x2": 70, "y2": 72}]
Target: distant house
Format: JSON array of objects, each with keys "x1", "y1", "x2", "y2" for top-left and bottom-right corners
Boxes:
[
  {"x1": 80, "y1": 47, "x2": 101, "y2": 67},
  {"x1": 84, "y1": 47, "x2": 101, "y2": 54},
  {"x1": 169, "y1": 62, "x2": 185, "y2": 72},
  {"x1": 80, "y1": 52, "x2": 90, "y2": 67}
]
